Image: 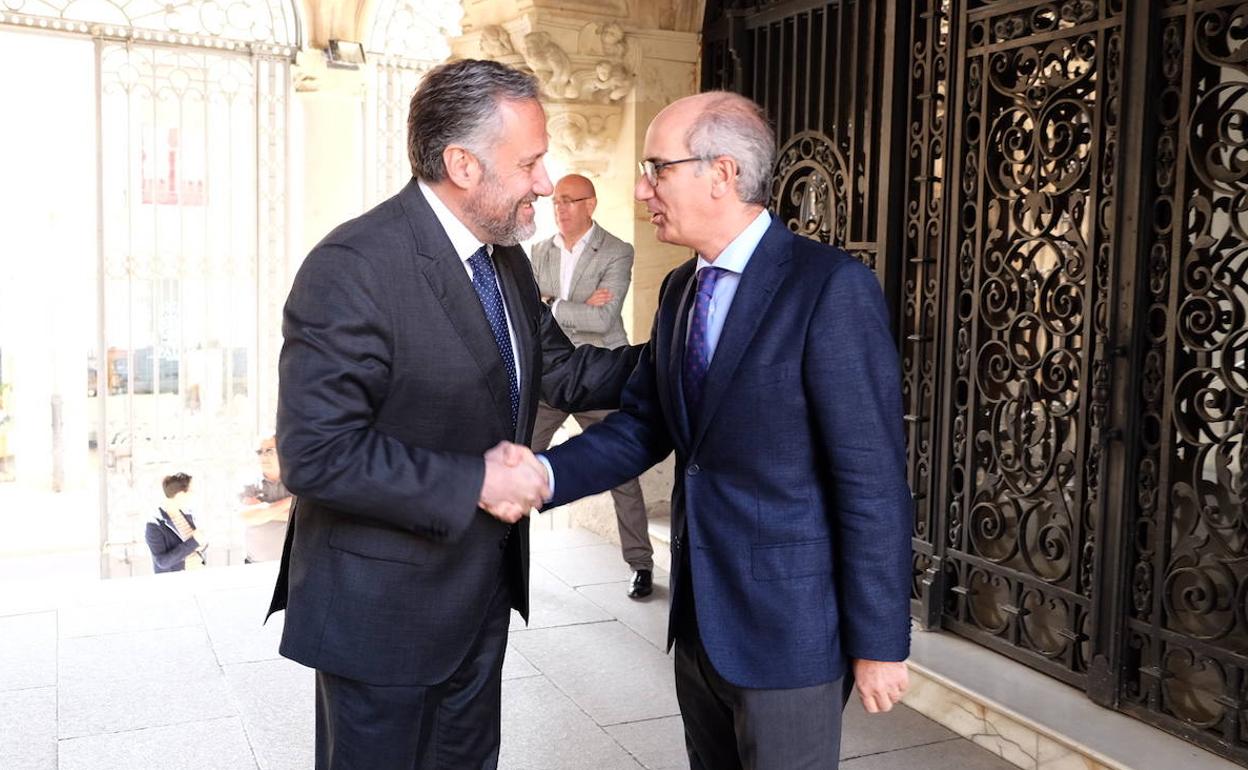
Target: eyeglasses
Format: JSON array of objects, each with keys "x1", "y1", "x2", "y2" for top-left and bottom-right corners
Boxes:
[
  {"x1": 638, "y1": 157, "x2": 704, "y2": 186},
  {"x1": 552, "y1": 196, "x2": 593, "y2": 208},
  {"x1": 255, "y1": 447, "x2": 277, "y2": 457}
]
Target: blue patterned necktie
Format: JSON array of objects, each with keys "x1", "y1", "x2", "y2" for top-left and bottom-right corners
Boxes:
[
  {"x1": 467, "y1": 246, "x2": 519, "y2": 429},
  {"x1": 683, "y1": 266, "x2": 726, "y2": 418}
]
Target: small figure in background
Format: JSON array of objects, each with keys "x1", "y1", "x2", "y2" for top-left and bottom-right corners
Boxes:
[
  {"x1": 238, "y1": 434, "x2": 292, "y2": 563},
  {"x1": 146, "y1": 472, "x2": 208, "y2": 573}
]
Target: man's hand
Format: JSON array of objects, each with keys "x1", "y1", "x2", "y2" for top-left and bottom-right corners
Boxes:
[
  {"x1": 479, "y1": 442, "x2": 549, "y2": 523},
  {"x1": 853, "y1": 659, "x2": 908, "y2": 713},
  {"x1": 585, "y1": 288, "x2": 612, "y2": 307}
]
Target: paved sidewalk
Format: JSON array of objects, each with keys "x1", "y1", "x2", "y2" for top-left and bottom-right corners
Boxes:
[{"x1": 0, "y1": 524, "x2": 1014, "y2": 769}]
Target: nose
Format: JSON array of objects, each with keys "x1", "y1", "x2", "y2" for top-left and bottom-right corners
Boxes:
[
  {"x1": 634, "y1": 175, "x2": 653, "y2": 202},
  {"x1": 533, "y1": 159, "x2": 554, "y2": 197}
]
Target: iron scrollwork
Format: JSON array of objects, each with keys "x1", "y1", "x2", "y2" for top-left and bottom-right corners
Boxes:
[
  {"x1": 770, "y1": 130, "x2": 850, "y2": 247},
  {"x1": 1123, "y1": 3, "x2": 1248, "y2": 759},
  {"x1": 942, "y1": 4, "x2": 1117, "y2": 685}
]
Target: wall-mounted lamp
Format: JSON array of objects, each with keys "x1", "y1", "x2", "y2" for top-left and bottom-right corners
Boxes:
[{"x1": 326, "y1": 39, "x2": 366, "y2": 69}]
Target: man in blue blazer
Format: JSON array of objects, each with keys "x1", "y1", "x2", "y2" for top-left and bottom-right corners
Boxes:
[{"x1": 525, "y1": 92, "x2": 913, "y2": 768}]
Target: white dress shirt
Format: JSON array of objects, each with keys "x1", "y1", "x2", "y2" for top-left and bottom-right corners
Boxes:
[
  {"x1": 419, "y1": 179, "x2": 522, "y2": 383},
  {"x1": 687, "y1": 208, "x2": 773, "y2": 361}
]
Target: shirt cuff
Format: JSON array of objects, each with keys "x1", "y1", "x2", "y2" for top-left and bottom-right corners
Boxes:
[
  {"x1": 550, "y1": 299, "x2": 561, "y2": 315},
  {"x1": 536, "y1": 454, "x2": 555, "y2": 505}
]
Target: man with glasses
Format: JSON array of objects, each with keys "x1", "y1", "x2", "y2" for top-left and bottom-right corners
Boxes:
[
  {"x1": 238, "y1": 434, "x2": 291, "y2": 563},
  {"x1": 530, "y1": 174, "x2": 654, "y2": 598},
  {"x1": 510, "y1": 91, "x2": 913, "y2": 769}
]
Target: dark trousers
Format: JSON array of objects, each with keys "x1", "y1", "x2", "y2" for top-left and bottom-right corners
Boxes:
[
  {"x1": 673, "y1": 562, "x2": 846, "y2": 770},
  {"x1": 314, "y1": 577, "x2": 512, "y2": 769}
]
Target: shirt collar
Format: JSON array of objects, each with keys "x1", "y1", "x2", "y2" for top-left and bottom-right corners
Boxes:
[
  {"x1": 418, "y1": 179, "x2": 490, "y2": 262},
  {"x1": 695, "y1": 208, "x2": 772, "y2": 276},
  {"x1": 554, "y1": 223, "x2": 595, "y2": 253}
]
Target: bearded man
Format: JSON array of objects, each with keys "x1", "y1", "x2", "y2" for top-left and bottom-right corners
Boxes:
[{"x1": 267, "y1": 59, "x2": 641, "y2": 769}]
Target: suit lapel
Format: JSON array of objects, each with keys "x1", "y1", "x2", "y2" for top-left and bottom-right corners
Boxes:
[
  {"x1": 667, "y1": 268, "x2": 697, "y2": 448},
  {"x1": 689, "y1": 222, "x2": 793, "y2": 450},
  {"x1": 401, "y1": 182, "x2": 515, "y2": 437},
  {"x1": 567, "y1": 225, "x2": 604, "y2": 299}
]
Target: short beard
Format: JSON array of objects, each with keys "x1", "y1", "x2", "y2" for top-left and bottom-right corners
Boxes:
[{"x1": 464, "y1": 167, "x2": 537, "y2": 246}]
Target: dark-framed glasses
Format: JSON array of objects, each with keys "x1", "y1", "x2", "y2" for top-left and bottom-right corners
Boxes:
[
  {"x1": 256, "y1": 447, "x2": 277, "y2": 457},
  {"x1": 638, "y1": 157, "x2": 704, "y2": 186},
  {"x1": 552, "y1": 195, "x2": 594, "y2": 208}
]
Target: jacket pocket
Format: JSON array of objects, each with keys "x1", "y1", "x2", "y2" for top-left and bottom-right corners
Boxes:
[
  {"x1": 328, "y1": 521, "x2": 429, "y2": 565},
  {"x1": 751, "y1": 539, "x2": 832, "y2": 581}
]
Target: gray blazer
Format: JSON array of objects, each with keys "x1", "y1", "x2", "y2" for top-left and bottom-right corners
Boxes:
[{"x1": 531, "y1": 223, "x2": 633, "y2": 349}]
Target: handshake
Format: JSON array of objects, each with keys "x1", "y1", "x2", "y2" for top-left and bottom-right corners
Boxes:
[{"x1": 479, "y1": 441, "x2": 549, "y2": 523}]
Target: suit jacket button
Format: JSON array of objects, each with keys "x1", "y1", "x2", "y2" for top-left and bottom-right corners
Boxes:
[
  {"x1": 687, "y1": 464, "x2": 700, "y2": 476},
  {"x1": 672, "y1": 534, "x2": 681, "y2": 550}
]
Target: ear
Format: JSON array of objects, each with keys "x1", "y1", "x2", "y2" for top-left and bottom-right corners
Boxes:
[
  {"x1": 708, "y1": 156, "x2": 738, "y2": 200},
  {"x1": 442, "y1": 145, "x2": 482, "y2": 191},
  {"x1": 585, "y1": 197, "x2": 598, "y2": 217}
]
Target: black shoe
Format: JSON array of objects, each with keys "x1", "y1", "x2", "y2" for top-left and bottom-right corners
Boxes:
[{"x1": 628, "y1": 569, "x2": 653, "y2": 599}]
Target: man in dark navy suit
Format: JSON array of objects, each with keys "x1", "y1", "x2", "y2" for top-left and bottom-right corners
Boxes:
[
  {"x1": 268, "y1": 60, "x2": 640, "y2": 769},
  {"x1": 513, "y1": 91, "x2": 913, "y2": 769}
]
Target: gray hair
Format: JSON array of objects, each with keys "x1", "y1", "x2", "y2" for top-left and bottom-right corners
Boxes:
[
  {"x1": 407, "y1": 59, "x2": 540, "y2": 182},
  {"x1": 685, "y1": 92, "x2": 776, "y2": 205}
]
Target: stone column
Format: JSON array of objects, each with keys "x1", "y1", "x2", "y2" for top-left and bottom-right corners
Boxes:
[{"x1": 290, "y1": 53, "x2": 369, "y2": 261}]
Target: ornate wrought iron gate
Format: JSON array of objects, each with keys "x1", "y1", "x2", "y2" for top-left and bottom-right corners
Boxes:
[{"x1": 705, "y1": 0, "x2": 1248, "y2": 762}]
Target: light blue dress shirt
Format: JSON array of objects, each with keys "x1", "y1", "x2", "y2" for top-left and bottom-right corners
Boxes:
[{"x1": 538, "y1": 209, "x2": 774, "y2": 501}]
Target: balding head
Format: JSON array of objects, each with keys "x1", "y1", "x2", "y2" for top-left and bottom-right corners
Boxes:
[{"x1": 553, "y1": 174, "x2": 598, "y2": 242}]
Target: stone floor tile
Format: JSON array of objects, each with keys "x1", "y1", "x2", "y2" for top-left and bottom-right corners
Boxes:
[
  {"x1": 529, "y1": 525, "x2": 609, "y2": 552},
  {"x1": 58, "y1": 625, "x2": 220, "y2": 686},
  {"x1": 577, "y1": 569, "x2": 672, "y2": 652},
  {"x1": 502, "y1": 645, "x2": 540, "y2": 681},
  {"x1": 58, "y1": 716, "x2": 258, "y2": 770},
  {"x1": 534, "y1": 544, "x2": 639, "y2": 587},
  {"x1": 508, "y1": 621, "x2": 680, "y2": 726},
  {"x1": 58, "y1": 670, "x2": 237, "y2": 738},
  {"x1": 509, "y1": 562, "x2": 612, "y2": 632},
  {"x1": 223, "y1": 658, "x2": 315, "y2": 770},
  {"x1": 840, "y1": 699, "x2": 958, "y2": 759},
  {"x1": 58, "y1": 595, "x2": 203, "y2": 638},
  {"x1": 604, "y1": 715, "x2": 688, "y2": 770},
  {"x1": 0, "y1": 686, "x2": 56, "y2": 770},
  {"x1": 500, "y1": 676, "x2": 644, "y2": 770},
  {"x1": 0, "y1": 611, "x2": 57, "y2": 691},
  {"x1": 197, "y1": 586, "x2": 284, "y2": 665},
  {"x1": 840, "y1": 737, "x2": 1017, "y2": 769}
]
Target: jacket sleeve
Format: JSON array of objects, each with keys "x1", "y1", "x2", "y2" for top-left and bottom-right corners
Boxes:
[
  {"x1": 806, "y1": 259, "x2": 913, "y2": 663},
  {"x1": 145, "y1": 523, "x2": 200, "y2": 571},
  {"x1": 553, "y1": 244, "x2": 633, "y2": 336},
  {"x1": 542, "y1": 272, "x2": 678, "y2": 505},
  {"x1": 275, "y1": 244, "x2": 482, "y2": 542}
]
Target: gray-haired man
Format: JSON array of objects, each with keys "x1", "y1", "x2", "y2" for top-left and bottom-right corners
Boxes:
[{"x1": 267, "y1": 59, "x2": 640, "y2": 768}]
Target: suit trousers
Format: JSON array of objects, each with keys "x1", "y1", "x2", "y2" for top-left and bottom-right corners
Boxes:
[
  {"x1": 314, "y1": 575, "x2": 512, "y2": 770},
  {"x1": 532, "y1": 403, "x2": 652, "y2": 571},
  {"x1": 673, "y1": 564, "x2": 846, "y2": 770}
]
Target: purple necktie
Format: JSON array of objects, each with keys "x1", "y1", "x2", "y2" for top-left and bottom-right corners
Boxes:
[
  {"x1": 467, "y1": 246, "x2": 519, "y2": 429},
  {"x1": 683, "y1": 266, "x2": 726, "y2": 418}
]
